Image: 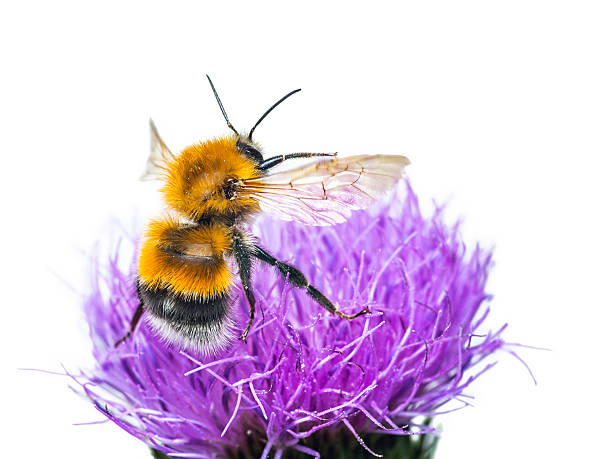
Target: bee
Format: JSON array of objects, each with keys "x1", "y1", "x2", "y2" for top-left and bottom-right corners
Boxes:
[{"x1": 115, "y1": 76, "x2": 410, "y2": 354}]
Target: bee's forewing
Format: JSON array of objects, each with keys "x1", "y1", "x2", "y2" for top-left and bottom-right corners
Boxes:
[
  {"x1": 241, "y1": 155, "x2": 410, "y2": 226},
  {"x1": 140, "y1": 119, "x2": 175, "y2": 181}
]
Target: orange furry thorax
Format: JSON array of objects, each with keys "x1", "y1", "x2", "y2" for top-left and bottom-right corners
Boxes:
[{"x1": 161, "y1": 136, "x2": 261, "y2": 220}]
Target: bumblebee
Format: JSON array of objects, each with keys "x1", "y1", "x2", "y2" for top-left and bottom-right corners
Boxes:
[{"x1": 116, "y1": 76, "x2": 410, "y2": 354}]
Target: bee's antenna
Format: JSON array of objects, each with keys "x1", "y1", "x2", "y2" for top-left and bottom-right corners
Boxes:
[
  {"x1": 248, "y1": 88, "x2": 301, "y2": 141},
  {"x1": 206, "y1": 74, "x2": 240, "y2": 137}
]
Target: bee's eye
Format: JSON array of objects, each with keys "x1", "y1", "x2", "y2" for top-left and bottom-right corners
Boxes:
[{"x1": 236, "y1": 141, "x2": 263, "y2": 164}]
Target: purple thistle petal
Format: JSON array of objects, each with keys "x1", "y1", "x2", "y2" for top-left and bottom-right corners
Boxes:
[
  {"x1": 342, "y1": 418, "x2": 383, "y2": 457},
  {"x1": 70, "y1": 179, "x2": 508, "y2": 457}
]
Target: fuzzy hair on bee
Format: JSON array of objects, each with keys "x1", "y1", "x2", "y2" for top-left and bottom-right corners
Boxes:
[{"x1": 115, "y1": 76, "x2": 410, "y2": 355}]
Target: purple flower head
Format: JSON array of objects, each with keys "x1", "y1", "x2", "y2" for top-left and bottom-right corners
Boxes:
[{"x1": 71, "y1": 179, "x2": 506, "y2": 458}]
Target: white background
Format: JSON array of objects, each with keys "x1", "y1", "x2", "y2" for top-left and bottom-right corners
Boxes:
[{"x1": 2, "y1": 1, "x2": 611, "y2": 458}]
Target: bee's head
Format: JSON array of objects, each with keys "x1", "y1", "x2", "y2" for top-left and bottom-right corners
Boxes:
[
  {"x1": 161, "y1": 136, "x2": 261, "y2": 220},
  {"x1": 235, "y1": 137, "x2": 264, "y2": 164},
  {"x1": 158, "y1": 76, "x2": 302, "y2": 221}
]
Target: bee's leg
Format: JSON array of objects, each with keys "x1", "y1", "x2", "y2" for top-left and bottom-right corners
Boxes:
[
  {"x1": 252, "y1": 244, "x2": 369, "y2": 320},
  {"x1": 232, "y1": 232, "x2": 257, "y2": 343},
  {"x1": 258, "y1": 152, "x2": 336, "y2": 171},
  {"x1": 114, "y1": 300, "x2": 145, "y2": 347}
]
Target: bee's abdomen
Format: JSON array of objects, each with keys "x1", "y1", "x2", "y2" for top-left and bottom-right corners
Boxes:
[
  {"x1": 136, "y1": 217, "x2": 236, "y2": 353},
  {"x1": 139, "y1": 283, "x2": 236, "y2": 354}
]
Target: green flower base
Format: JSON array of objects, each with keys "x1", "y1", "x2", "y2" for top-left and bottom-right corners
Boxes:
[{"x1": 151, "y1": 420, "x2": 439, "y2": 459}]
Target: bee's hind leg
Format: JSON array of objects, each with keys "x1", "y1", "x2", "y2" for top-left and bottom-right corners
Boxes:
[
  {"x1": 251, "y1": 244, "x2": 369, "y2": 320},
  {"x1": 233, "y1": 232, "x2": 258, "y2": 343},
  {"x1": 114, "y1": 300, "x2": 145, "y2": 348}
]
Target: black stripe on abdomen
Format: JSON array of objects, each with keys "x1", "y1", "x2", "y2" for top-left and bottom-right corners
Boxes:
[
  {"x1": 139, "y1": 283, "x2": 230, "y2": 326},
  {"x1": 138, "y1": 283, "x2": 236, "y2": 354}
]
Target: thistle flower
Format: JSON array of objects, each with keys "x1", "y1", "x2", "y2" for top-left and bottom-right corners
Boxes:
[{"x1": 70, "y1": 179, "x2": 506, "y2": 458}]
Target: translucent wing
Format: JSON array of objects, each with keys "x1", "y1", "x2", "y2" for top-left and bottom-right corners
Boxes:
[
  {"x1": 240, "y1": 154, "x2": 410, "y2": 225},
  {"x1": 141, "y1": 119, "x2": 175, "y2": 181}
]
